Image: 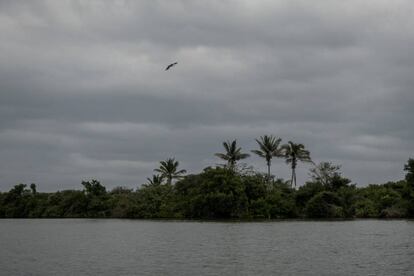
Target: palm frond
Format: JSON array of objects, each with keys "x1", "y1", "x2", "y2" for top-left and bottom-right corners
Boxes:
[
  {"x1": 215, "y1": 153, "x2": 230, "y2": 160},
  {"x1": 175, "y1": 169, "x2": 187, "y2": 175},
  {"x1": 237, "y1": 153, "x2": 250, "y2": 159},
  {"x1": 251, "y1": 149, "x2": 265, "y2": 158}
]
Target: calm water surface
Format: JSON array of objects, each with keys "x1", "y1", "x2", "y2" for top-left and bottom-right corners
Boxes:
[{"x1": 0, "y1": 219, "x2": 413, "y2": 275}]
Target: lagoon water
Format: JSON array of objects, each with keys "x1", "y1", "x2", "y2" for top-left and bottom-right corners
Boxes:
[{"x1": 0, "y1": 219, "x2": 413, "y2": 275}]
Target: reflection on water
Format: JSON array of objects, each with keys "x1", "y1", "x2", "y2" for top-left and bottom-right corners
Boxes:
[{"x1": 0, "y1": 219, "x2": 413, "y2": 275}]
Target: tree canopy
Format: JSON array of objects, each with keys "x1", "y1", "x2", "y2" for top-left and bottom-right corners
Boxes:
[
  {"x1": 0, "y1": 158, "x2": 412, "y2": 219},
  {"x1": 0, "y1": 136, "x2": 411, "y2": 219}
]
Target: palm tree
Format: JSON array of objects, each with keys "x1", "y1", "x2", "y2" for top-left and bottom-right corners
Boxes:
[
  {"x1": 154, "y1": 158, "x2": 186, "y2": 185},
  {"x1": 251, "y1": 135, "x2": 283, "y2": 181},
  {"x1": 146, "y1": 174, "x2": 164, "y2": 186},
  {"x1": 215, "y1": 139, "x2": 250, "y2": 171},
  {"x1": 282, "y1": 141, "x2": 312, "y2": 188}
]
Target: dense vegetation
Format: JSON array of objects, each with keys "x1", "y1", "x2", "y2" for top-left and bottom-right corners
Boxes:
[{"x1": 1, "y1": 137, "x2": 413, "y2": 219}]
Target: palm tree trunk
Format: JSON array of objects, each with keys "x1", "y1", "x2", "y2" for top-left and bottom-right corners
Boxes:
[
  {"x1": 267, "y1": 162, "x2": 271, "y2": 183},
  {"x1": 293, "y1": 169, "x2": 296, "y2": 188},
  {"x1": 291, "y1": 158, "x2": 297, "y2": 188},
  {"x1": 229, "y1": 161, "x2": 236, "y2": 172}
]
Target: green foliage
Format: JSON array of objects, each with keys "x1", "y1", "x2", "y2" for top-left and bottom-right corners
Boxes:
[
  {"x1": 295, "y1": 181, "x2": 325, "y2": 213},
  {"x1": 1, "y1": 184, "x2": 32, "y2": 217},
  {"x1": 404, "y1": 158, "x2": 414, "y2": 187},
  {"x1": 282, "y1": 141, "x2": 312, "y2": 187},
  {"x1": 352, "y1": 180, "x2": 413, "y2": 218},
  {"x1": 266, "y1": 190, "x2": 297, "y2": 218},
  {"x1": 243, "y1": 173, "x2": 268, "y2": 202},
  {"x1": 79, "y1": 180, "x2": 110, "y2": 217},
  {"x1": 0, "y1": 158, "x2": 413, "y2": 219},
  {"x1": 354, "y1": 198, "x2": 377, "y2": 218},
  {"x1": 110, "y1": 186, "x2": 133, "y2": 195},
  {"x1": 336, "y1": 185, "x2": 357, "y2": 217},
  {"x1": 30, "y1": 183, "x2": 37, "y2": 194},
  {"x1": 215, "y1": 140, "x2": 250, "y2": 171},
  {"x1": 134, "y1": 181, "x2": 177, "y2": 218},
  {"x1": 305, "y1": 191, "x2": 344, "y2": 218},
  {"x1": 403, "y1": 159, "x2": 414, "y2": 217},
  {"x1": 309, "y1": 162, "x2": 351, "y2": 191},
  {"x1": 42, "y1": 190, "x2": 88, "y2": 217},
  {"x1": 251, "y1": 135, "x2": 283, "y2": 181},
  {"x1": 154, "y1": 158, "x2": 186, "y2": 185},
  {"x1": 175, "y1": 167, "x2": 248, "y2": 219},
  {"x1": 82, "y1": 179, "x2": 106, "y2": 196},
  {"x1": 146, "y1": 175, "x2": 164, "y2": 186}
]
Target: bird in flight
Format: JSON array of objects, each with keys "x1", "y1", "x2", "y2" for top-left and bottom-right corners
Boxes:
[{"x1": 165, "y1": 62, "x2": 178, "y2": 71}]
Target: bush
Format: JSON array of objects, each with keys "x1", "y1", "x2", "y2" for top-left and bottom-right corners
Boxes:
[
  {"x1": 266, "y1": 191, "x2": 297, "y2": 218},
  {"x1": 380, "y1": 206, "x2": 406, "y2": 218},
  {"x1": 305, "y1": 191, "x2": 344, "y2": 218},
  {"x1": 354, "y1": 199, "x2": 378, "y2": 218}
]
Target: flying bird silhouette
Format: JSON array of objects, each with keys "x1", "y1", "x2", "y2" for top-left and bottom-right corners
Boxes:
[{"x1": 165, "y1": 62, "x2": 178, "y2": 71}]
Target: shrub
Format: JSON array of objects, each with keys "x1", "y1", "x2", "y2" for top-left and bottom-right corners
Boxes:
[{"x1": 305, "y1": 191, "x2": 344, "y2": 218}]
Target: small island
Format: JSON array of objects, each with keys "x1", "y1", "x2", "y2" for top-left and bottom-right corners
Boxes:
[{"x1": 1, "y1": 137, "x2": 413, "y2": 220}]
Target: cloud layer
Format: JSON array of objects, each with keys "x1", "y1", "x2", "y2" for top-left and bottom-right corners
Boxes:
[{"x1": 1, "y1": 1, "x2": 413, "y2": 191}]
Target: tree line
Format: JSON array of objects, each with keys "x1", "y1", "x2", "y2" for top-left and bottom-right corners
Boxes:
[{"x1": 0, "y1": 136, "x2": 413, "y2": 219}]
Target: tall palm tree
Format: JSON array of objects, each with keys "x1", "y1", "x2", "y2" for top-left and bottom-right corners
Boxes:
[
  {"x1": 282, "y1": 141, "x2": 312, "y2": 188},
  {"x1": 251, "y1": 135, "x2": 283, "y2": 181},
  {"x1": 146, "y1": 174, "x2": 164, "y2": 186},
  {"x1": 215, "y1": 139, "x2": 250, "y2": 171},
  {"x1": 154, "y1": 158, "x2": 186, "y2": 185}
]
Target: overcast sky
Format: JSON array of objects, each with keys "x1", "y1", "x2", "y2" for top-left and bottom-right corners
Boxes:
[{"x1": 0, "y1": 1, "x2": 413, "y2": 191}]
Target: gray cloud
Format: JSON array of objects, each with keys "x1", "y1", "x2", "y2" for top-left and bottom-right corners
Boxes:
[{"x1": 0, "y1": 0, "x2": 413, "y2": 191}]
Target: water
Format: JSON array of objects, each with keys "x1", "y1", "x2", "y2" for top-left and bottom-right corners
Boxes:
[{"x1": 0, "y1": 220, "x2": 413, "y2": 275}]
